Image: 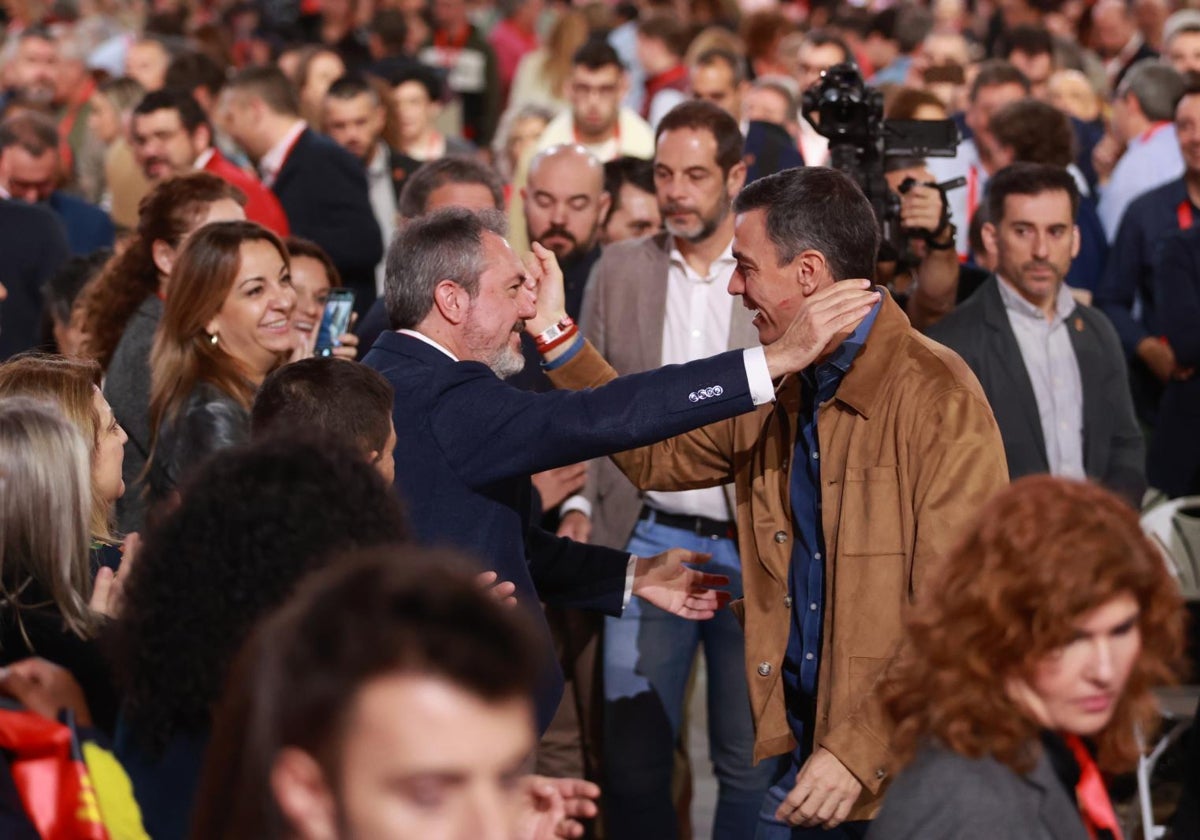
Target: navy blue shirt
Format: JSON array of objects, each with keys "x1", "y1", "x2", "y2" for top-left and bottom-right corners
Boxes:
[{"x1": 782, "y1": 299, "x2": 880, "y2": 755}]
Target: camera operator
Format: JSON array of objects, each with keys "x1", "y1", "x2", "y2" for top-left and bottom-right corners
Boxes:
[{"x1": 879, "y1": 158, "x2": 963, "y2": 330}]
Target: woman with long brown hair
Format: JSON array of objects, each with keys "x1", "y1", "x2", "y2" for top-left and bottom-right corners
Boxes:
[
  {"x1": 79, "y1": 172, "x2": 245, "y2": 533},
  {"x1": 869, "y1": 476, "x2": 1186, "y2": 840},
  {"x1": 145, "y1": 220, "x2": 297, "y2": 507}
]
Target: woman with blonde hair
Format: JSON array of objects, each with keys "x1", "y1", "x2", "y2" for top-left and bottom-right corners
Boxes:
[
  {"x1": 0, "y1": 355, "x2": 128, "y2": 566},
  {"x1": 869, "y1": 475, "x2": 1186, "y2": 839},
  {"x1": 0, "y1": 398, "x2": 123, "y2": 733},
  {"x1": 509, "y1": 8, "x2": 590, "y2": 110},
  {"x1": 146, "y1": 220, "x2": 297, "y2": 508}
]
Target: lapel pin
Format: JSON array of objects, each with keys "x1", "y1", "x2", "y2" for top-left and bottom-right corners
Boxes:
[{"x1": 1074, "y1": 317, "x2": 1084, "y2": 332}]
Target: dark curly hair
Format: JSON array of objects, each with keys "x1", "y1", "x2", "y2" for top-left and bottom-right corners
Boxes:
[{"x1": 108, "y1": 436, "x2": 409, "y2": 755}]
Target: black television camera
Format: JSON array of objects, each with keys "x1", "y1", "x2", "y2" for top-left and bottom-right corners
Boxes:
[{"x1": 801, "y1": 63, "x2": 961, "y2": 264}]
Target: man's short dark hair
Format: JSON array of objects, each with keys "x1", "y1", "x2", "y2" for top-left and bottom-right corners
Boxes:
[
  {"x1": 603, "y1": 156, "x2": 656, "y2": 224},
  {"x1": 989, "y1": 99, "x2": 1075, "y2": 168},
  {"x1": 573, "y1": 37, "x2": 625, "y2": 72},
  {"x1": 193, "y1": 547, "x2": 541, "y2": 838},
  {"x1": 803, "y1": 29, "x2": 853, "y2": 63},
  {"x1": 251, "y1": 358, "x2": 394, "y2": 457},
  {"x1": 370, "y1": 8, "x2": 409, "y2": 54},
  {"x1": 986, "y1": 162, "x2": 1080, "y2": 224},
  {"x1": 969, "y1": 59, "x2": 1031, "y2": 101},
  {"x1": 164, "y1": 51, "x2": 226, "y2": 98},
  {"x1": 655, "y1": 100, "x2": 745, "y2": 175},
  {"x1": 385, "y1": 207, "x2": 508, "y2": 329},
  {"x1": 692, "y1": 48, "x2": 745, "y2": 85},
  {"x1": 733, "y1": 167, "x2": 880, "y2": 280},
  {"x1": 227, "y1": 65, "x2": 300, "y2": 117},
  {"x1": 0, "y1": 112, "x2": 58, "y2": 155},
  {"x1": 637, "y1": 15, "x2": 691, "y2": 59},
  {"x1": 325, "y1": 73, "x2": 381, "y2": 106},
  {"x1": 381, "y1": 63, "x2": 443, "y2": 102},
  {"x1": 396, "y1": 156, "x2": 504, "y2": 219},
  {"x1": 894, "y1": 5, "x2": 934, "y2": 54},
  {"x1": 1002, "y1": 25, "x2": 1055, "y2": 59},
  {"x1": 133, "y1": 88, "x2": 211, "y2": 134}
]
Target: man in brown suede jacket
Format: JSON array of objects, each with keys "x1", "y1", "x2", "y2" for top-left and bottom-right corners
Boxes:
[{"x1": 529, "y1": 167, "x2": 1009, "y2": 836}]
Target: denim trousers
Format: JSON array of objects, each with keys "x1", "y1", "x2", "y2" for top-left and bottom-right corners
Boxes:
[
  {"x1": 754, "y1": 753, "x2": 870, "y2": 840},
  {"x1": 603, "y1": 513, "x2": 775, "y2": 839}
]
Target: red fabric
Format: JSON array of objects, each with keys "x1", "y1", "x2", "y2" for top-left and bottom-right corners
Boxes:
[
  {"x1": 1064, "y1": 734, "x2": 1123, "y2": 840},
  {"x1": 642, "y1": 65, "x2": 690, "y2": 120},
  {"x1": 488, "y1": 19, "x2": 538, "y2": 95},
  {"x1": 0, "y1": 709, "x2": 108, "y2": 840},
  {"x1": 203, "y1": 150, "x2": 291, "y2": 236}
]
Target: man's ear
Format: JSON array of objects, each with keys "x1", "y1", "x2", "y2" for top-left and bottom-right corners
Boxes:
[
  {"x1": 793, "y1": 249, "x2": 828, "y2": 296},
  {"x1": 726, "y1": 160, "x2": 747, "y2": 197},
  {"x1": 193, "y1": 123, "x2": 214, "y2": 157},
  {"x1": 271, "y1": 748, "x2": 338, "y2": 840},
  {"x1": 432, "y1": 278, "x2": 470, "y2": 324},
  {"x1": 596, "y1": 189, "x2": 612, "y2": 225},
  {"x1": 151, "y1": 239, "x2": 177, "y2": 278},
  {"x1": 1070, "y1": 223, "x2": 1080, "y2": 261},
  {"x1": 981, "y1": 221, "x2": 999, "y2": 261}
]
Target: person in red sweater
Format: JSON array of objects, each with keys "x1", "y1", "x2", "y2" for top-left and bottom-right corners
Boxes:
[{"x1": 129, "y1": 89, "x2": 290, "y2": 236}]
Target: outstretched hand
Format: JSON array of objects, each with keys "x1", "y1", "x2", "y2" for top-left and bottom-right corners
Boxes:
[
  {"x1": 763, "y1": 280, "x2": 880, "y2": 379},
  {"x1": 516, "y1": 775, "x2": 600, "y2": 839},
  {"x1": 633, "y1": 549, "x2": 731, "y2": 619}
]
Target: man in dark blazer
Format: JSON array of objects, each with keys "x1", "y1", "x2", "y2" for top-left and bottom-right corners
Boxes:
[
  {"x1": 219, "y1": 66, "x2": 383, "y2": 318},
  {"x1": 362, "y1": 207, "x2": 870, "y2": 734},
  {"x1": 0, "y1": 199, "x2": 69, "y2": 358},
  {"x1": 928, "y1": 163, "x2": 1145, "y2": 505}
]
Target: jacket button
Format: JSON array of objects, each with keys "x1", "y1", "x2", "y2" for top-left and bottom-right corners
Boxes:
[
  {"x1": 784, "y1": 595, "x2": 793, "y2": 608},
  {"x1": 757, "y1": 661, "x2": 772, "y2": 676},
  {"x1": 774, "y1": 531, "x2": 787, "y2": 544},
  {"x1": 875, "y1": 768, "x2": 887, "y2": 780}
]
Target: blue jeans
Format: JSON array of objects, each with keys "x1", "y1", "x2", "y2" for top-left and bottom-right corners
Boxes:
[
  {"x1": 755, "y1": 755, "x2": 870, "y2": 840},
  {"x1": 603, "y1": 513, "x2": 774, "y2": 839}
]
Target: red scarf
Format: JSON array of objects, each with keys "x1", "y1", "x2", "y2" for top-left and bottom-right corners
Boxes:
[{"x1": 1063, "y1": 734, "x2": 1123, "y2": 840}]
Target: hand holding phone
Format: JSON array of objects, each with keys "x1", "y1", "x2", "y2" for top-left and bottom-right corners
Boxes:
[{"x1": 315, "y1": 289, "x2": 356, "y2": 357}]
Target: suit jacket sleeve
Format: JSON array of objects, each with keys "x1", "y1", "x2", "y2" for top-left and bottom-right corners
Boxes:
[
  {"x1": 525, "y1": 525, "x2": 629, "y2": 614},
  {"x1": 298, "y1": 151, "x2": 383, "y2": 275},
  {"x1": 430, "y1": 344, "x2": 750, "y2": 487},
  {"x1": 1095, "y1": 212, "x2": 1148, "y2": 357},
  {"x1": 1157, "y1": 230, "x2": 1200, "y2": 367},
  {"x1": 545, "y1": 340, "x2": 740, "y2": 490},
  {"x1": 820, "y1": 384, "x2": 1009, "y2": 789}
]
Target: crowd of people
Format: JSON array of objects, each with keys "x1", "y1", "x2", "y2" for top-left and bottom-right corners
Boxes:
[{"x1": 0, "y1": 0, "x2": 1199, "y2": 836}]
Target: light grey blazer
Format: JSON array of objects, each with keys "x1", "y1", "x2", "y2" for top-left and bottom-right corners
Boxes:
[
  {"x1": 866, "y1": 743, "x2": 1091, "y2": 840},
  {"x1": 578, "y1": 231, "x2": 760, "y2": 551}
]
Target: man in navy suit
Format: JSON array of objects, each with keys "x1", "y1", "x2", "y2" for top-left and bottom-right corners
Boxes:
[
  {"x1": 0, "y1": 199, "x2": 69, "y2": 358},
  {"x1": 219, "y1": 66, "x2": 383, "y2": 318},
  {"x1": 0, "y1": 113, "x2": 114, "y2": 256},
  {"x1": 362, "y1": 207, "x2": 874, "y2": 733}
]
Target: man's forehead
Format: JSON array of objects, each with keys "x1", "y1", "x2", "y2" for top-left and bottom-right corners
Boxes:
[{"x1": 529, "y1": 156, "x2": 602, "y2": 194}]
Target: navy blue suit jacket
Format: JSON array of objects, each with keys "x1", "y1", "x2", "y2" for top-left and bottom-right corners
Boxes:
[
  {"x1": 48, "y1": 191, "x2": 114, "y2": 255},
  {"x1": 0, "y1": 200, "x2": 70, "y2": 359},
  {"x1": 1150, "y1": 226, "x2": 1200, "y2": 496},
  {"x1": 363, "y1": 331, "x2": 755, "y2": 730},
  {"x1": 271, "y1": 128, "x2": 383, "y2": 316}
]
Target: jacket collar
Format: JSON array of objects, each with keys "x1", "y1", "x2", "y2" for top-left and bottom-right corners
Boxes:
[
  {"x1": 828, "y1": 291, "x2": 910, "y2": 420},
  {"x1": 1023, "y1": 745, "x2": 1095, "y2": 840},
  {"x1": 371, "y1": 329, "x2": 459, "y2": 366}
]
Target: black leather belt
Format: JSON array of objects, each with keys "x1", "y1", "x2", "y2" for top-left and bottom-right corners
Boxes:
[{"x1": 639, "y1": 506, "x2": 736, "y2": 540}]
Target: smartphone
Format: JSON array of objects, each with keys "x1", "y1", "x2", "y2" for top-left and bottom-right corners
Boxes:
[{"x1": 315, "y1": 289, "x2": 356, "y2": 357}]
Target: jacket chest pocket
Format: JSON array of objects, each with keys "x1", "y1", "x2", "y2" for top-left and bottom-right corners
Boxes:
[{"x1": 838, "y1": 466, "x2": 904, "y2": 556}]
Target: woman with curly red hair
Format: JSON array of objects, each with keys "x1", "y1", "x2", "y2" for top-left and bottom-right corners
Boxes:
[{"x1": 869, "y1": 475, "x2": 1186, "y2": 840}]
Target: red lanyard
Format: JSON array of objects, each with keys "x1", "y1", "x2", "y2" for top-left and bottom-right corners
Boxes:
[
  {"x1": 1139, "y1": 121, "x2": 1170, "y2": 144},
  {"x1": 1178, "y1": 199, "x2": 1194, "y2": 229}
]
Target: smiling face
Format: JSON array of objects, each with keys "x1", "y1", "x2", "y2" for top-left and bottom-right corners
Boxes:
[
  {"x1": 1011, "y1": 593, "x2": 1142, "y2": 736},
  {"x1": 729, "y1": 208, "x2": 807, "y2": 345},
  {"x1": 206, "y1": 239, "x2": 297, "y2": 381},
  {"x1": 460, "y1": 232, "x2": 536, "y2": 378},
  {"x1": 983, "y1": 189, "x2": 1079, "y2": 315},
  {"x1": 289, "y1": 255, "x2": 334, "y2": 342},
  {"x1": 653, "y1": 126, "x2": 743, "y2": 244}
]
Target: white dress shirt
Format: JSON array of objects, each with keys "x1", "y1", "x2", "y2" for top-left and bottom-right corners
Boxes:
[
  {"x1": 367, "y1": 141, "x2": 398, "y2": 296},
  {"x1": 258, "y1": 120, "x2": 307, "y2": 188}
]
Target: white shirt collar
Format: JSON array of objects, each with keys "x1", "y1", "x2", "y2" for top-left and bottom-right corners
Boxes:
[
  {"x1": 367, "y1": 140, "x2": 390, "y2": 177},
  {"x1": 996, "y1": 274, "x2": 1075, "y2": 323},
  {"x1": 668, "y1": 240, "x2": 736, "y2": 279},
  {"x1": 193, "y1": 147, "x2": 216, "y2": 170},
  {"x1": 259, "y1": 120, "x2": 307, "y2": 184},
  {"x1": 398, "y1": 328, "x2": 459, "y2": 361}
]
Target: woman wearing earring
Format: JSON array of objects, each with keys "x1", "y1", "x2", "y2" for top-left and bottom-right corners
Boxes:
[
  {"x1": 868, "y1": 475, "x2": 1186, "y2": 840},
  {"x1": 146, "y1": 221, "x2": 297, "y2": 512}
]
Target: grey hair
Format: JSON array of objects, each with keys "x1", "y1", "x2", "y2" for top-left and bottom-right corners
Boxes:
[
  {"x1": 1118, "y1": 60, "x2": 1186, "y2": 121},
  {"x1": 0, "y1": 398, "x2": 96, "y2": 643},
  {"x1": 385, "y1": 207, "x2": 509, "y2": 329},
  {"x1": 492, "y1": 104, "x2": 557, "y2": 180},
  {"x1": 733, "y1": 167, "x2": 879, "y2": 279}
]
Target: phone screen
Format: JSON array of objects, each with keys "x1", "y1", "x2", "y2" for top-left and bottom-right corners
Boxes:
[{"x1": 315, "y1": 290, "x2": 356, "y2": 356}]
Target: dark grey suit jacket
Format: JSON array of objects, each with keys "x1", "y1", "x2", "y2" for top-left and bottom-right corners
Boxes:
[
  {"x1": 927, "y1": 277, "x2": 1145, "y2": 505},
  {"x1": 867, "y1": 744, "x2": 1091, "y2": 840}
]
